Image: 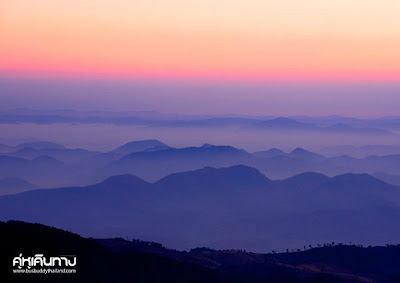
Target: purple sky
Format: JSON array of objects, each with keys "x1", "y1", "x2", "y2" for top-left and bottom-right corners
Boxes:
[{"x1": 1, "y1": 77, "x2": 400, "y2": 118}]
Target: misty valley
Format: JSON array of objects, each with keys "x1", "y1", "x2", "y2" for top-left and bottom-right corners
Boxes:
[{"x1": 1, "y1": 114, "x2": 400, "y2": 282}]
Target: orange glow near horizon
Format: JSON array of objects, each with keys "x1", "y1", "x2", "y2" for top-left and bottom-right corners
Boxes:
[{"x1": 1, "y1": 0, "x2": 400, "y2": 81}]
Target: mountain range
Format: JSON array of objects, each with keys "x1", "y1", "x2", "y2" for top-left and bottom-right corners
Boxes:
[
  {"x1": 1, "y1": 165, "x2": 399, "y2": 251},
  {"x1": 2, "y1": 139, "x2": 400, "y2": 189},
  {"x1": 1, "y1": 109, "x2": 398, "y2": 135}
]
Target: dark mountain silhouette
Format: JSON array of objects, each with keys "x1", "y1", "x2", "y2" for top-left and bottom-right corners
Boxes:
[
  {"x1": 2, "y1": 220, "x2": 400, "y2": 283},
  {"x1": 3, "y1": 140, "x2": 400, "y2": 189},
  {"x1": 121, "y1": 145, "x2": 249, "y2": 161},
  {"x1": 97, "y1": 174, "x2": 150, "y2": 190},
  {"x1": 0, "y1": 166, "x2": 399, "y2": 251},
  {"x1": 201, "y1": 143, "x2": 215, "y2": 148},
  {"x1": 0, "y1": 221, "x2": 219, "y2": 283},
  {"x1": 154, "y1": 165, "x2": 270, "y2": 192},
  {"x1": 106, "y1": 145, "x2": 252, "y2": 181},
  {"x1": 111, "y1": 139, "x2": 171, "y2": 155},
  {"x1": 99, "y1": 236, "x2": 400, "y2": 282}
]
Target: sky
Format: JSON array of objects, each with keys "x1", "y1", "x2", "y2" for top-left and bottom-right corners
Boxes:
[{"x1": 1, "y1": 0, "x2": 400, "y2": 116}]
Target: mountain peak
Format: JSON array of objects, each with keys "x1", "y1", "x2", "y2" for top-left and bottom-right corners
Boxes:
[
  {"x1": 155, "y1": 165, "x2": 270, "y2": 191},
  {"x1": 288, "y1": 171, "x2": 330, "y2": 181},
  {"x1": 291, "y1": 147, "x2": 307, "y2": 153},
  {"x1": 331, "y1": 173, "x2": 389, "y2": 186},
  {"x1": 201, "y1": 143, "x2": 214, "y2": 148},
  {"x1": 112, "y1": 140, "x2": 169, "y2": 155},
  {"x1": 120, "y1": 144, "x2": 249, "y2": 161}
]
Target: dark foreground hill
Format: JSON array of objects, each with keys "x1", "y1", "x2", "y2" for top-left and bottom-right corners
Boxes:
[
  {"x1": 0, "y1": 221, "x2": 217, "y2": 283},
  {"x1": 1, "y1": 221, "x2": 400, "y2": 283}
]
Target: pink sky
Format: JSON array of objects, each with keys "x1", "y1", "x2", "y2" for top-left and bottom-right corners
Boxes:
[{"x1": 1, "y1": 0, "x2": 400, "y2": 81}]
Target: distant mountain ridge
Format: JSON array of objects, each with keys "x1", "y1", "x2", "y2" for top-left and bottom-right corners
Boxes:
[
  {"x1": 0, "y1": 109, "x2": 397, "y2": 135},
  {"x1": 121, "y1": 145, "x2": 248, "y2": 160},
  {"x1": 0, "y1": 165, "x2": 399, "y2": 251},
  {"x1": 2, "y1": 139, "x2": 400, "y2": 189},
  {"x1": 0, "y1": 141, "x2": 65, "y2": 154},
  {"x1": 111, "y1": 140, "x2": 171, "y2": 155}
]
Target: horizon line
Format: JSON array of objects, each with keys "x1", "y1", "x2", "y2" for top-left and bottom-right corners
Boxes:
[
  {"x1": 1, "y1": 107, "x2": 400, "y2": 120},
  {"x1": 1, "y1": 68, "x2": 400, "y2": 84}
]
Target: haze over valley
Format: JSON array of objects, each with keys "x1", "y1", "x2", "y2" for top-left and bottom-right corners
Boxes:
[{"x1": 1, "y1": 120, "x2": 400, "y2": 253}]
